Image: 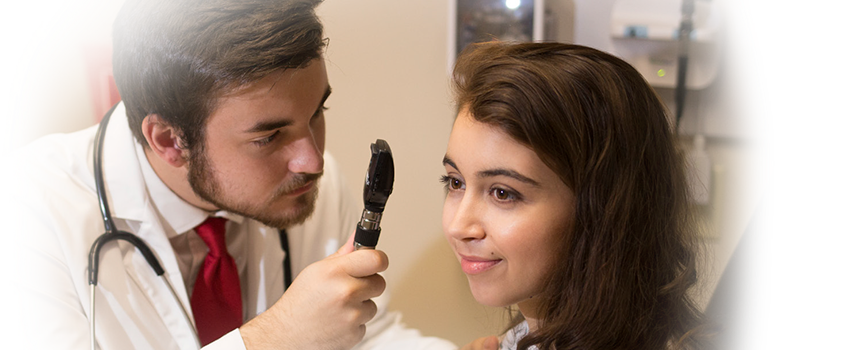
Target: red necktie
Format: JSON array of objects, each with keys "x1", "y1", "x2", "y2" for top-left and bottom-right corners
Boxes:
[{"x1": 190, "y1": 217, "x2": 242, "y2": 346}]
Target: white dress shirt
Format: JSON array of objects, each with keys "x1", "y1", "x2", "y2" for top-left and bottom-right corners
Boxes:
[{"x1": 134, "y1": 137, "x2": 251, "y2": 307}]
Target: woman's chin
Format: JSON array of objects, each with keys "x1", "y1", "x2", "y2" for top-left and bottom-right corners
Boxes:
[{"x1": 468, "y1": 284, "x2": 513, "y2": 308}]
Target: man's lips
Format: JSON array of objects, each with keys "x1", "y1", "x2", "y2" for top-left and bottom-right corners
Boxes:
[
  {"x1": 459, "y1": 254, "x2": 502, "y2": 275},
  {"x1": 286, "y1": 180, "x2": 314, "y2": 196}
]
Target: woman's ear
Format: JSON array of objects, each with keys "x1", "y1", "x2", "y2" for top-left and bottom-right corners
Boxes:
[{"x1": 141, "y1": 114, "x2": 187, "y2": 168}]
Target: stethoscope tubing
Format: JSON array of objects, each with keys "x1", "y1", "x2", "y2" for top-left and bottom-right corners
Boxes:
[
  {"x1": 86, "y1": 103, "x2": 291, "y2": 349},
  {"x1": 87, "y1": 103, "x2": 199, "y2": 349}
]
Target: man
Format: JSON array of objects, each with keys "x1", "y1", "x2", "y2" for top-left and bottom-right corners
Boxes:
[{"x1": 0, "y1": 0, "x2": 467, "y2": 349}]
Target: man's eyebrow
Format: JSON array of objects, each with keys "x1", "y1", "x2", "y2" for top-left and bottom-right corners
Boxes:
[
  {"x1": 245, "y1": 119, "x2": 294, "y2": 134},
  {"x1": 244, "y1": 86, "x2": 332, "y2": 134},
  {"x1": 443, "y1": 155, "x2": 540, "y2": 186},
  {"x1": 315, "y1": 86, "x2": 332, "y2": 114}
]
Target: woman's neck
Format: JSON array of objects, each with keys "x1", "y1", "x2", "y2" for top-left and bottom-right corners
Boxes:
[
  {"x1": 517, "y1": 299, "x2": 542, "y2": 332},
  {"x1": 525, "y1": 316, "x2": 540, "y2": 332}
]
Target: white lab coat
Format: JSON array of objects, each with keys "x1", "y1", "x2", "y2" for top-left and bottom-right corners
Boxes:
[{"x1": 0, "y1": 104, "x2": 455, "y2": 350}]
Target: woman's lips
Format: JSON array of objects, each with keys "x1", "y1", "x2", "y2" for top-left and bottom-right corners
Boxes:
[{"x1": 459, "y1": 254, "x2": 502, "y2": 275}]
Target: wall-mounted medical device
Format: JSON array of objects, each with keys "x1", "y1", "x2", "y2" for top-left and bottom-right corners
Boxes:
[
  {"x1": 610, "y1": 0, "x2": 720, "y2": 90},
  {"x1": 448, "y1": 0, "x2": 545, "y2": 70},
  {"x1": 611, "y1": 0, "x2": 723, "y2": 206}
]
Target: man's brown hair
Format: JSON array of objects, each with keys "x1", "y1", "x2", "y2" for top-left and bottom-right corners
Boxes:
[{"x1": 113, "y1": 0, "x2": 326, "y2": 151}]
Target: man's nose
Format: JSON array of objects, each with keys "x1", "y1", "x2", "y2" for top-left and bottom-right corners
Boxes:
[{"x1": 287, "y1": 133, "x2": 324, "y2": 175}]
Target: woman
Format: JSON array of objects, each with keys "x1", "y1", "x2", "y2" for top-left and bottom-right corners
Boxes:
[{"x1": 441, "y1": 42, "x2": 708, "y2": 350}]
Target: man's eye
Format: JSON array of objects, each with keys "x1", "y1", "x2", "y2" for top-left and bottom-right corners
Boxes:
[
  {"x1": 253, "y1": 131, "x2": 279, "y2": 146},
  {"x1": 312, "y1": 106, "x2": 328, "y2": 120}
]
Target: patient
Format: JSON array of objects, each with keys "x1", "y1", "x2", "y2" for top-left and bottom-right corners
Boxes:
[{"x1": 441, "y1": 42, "x2": 709, "y2": 350}]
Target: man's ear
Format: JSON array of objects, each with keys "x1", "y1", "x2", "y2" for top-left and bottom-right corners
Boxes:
[{"x1": 141, "y1": 114, "x2": 188, "y2": 168}]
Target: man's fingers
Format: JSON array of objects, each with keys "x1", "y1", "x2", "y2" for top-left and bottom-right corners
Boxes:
[
  {"x1": 461, "y1": 335, "x2": 499, "y2": 350},
  {"x1": 359, "y1": 299, "x2": 379, "y2": 325},
  {"x1": 341, "y1": 249, "x2": 389, "y2": 278},
  {"x1": 333, "y1": 231, "x2": 357, "y2": 257},
  {"x1": 482, "y1": 336, "x2": 499, "y2": 350},
  {"x1": 356, "y1": 273, "x2": 386, "y2": 300}
]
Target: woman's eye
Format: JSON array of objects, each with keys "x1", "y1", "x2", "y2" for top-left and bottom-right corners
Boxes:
[
  {"x1": 491, "y1": 187, "x2": 518, "y2": 201},
  {"x1": 440, "y1": 175, "x2": 464, "y2": 191},
  {"x1": 451, "y1": 179, "x2": 463, "y2": 190}
]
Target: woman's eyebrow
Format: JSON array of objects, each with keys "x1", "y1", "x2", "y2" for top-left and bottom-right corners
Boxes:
[
  {"x1": 442, "y1": 155, "x2": 458, "y2": 170},
  {"x1": 478, "y1": 168, "x2": 540, "y2": 186},
  {"x1": 444, "y1": 155, "x2": 540, "y2": 186}
]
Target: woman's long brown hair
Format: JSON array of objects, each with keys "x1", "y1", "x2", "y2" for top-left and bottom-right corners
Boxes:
[{"x1": 452, "y1": 42, "x2": 707, "y2": 350}]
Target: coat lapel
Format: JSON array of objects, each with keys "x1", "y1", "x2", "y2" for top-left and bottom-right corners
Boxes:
[
  {"x1": 99, "y1": 103, "x2": 199, "y2": 349},
  {"x1": 243, "y1": 223, "x2": 286, "y2": 318},
  {"x1": 123, "y1": 216, "x2": 199, "y2": 349}
]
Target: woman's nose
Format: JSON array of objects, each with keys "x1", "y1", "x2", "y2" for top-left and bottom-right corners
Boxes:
[{"x1": 443, "y1": 194, "x2": 486, "y2": 242}]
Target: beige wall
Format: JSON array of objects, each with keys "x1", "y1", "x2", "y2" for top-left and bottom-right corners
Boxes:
[{"x1": 13, "y1": 0, "x2": 765, "y2": 344}]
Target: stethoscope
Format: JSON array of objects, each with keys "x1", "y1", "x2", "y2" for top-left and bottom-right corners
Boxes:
[{"x1": 87, "y1": 103, "x2": 293, "y2": 349}]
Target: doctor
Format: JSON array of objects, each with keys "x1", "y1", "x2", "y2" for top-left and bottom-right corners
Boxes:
[{"x1": 0, "y1": 0, "x2": 457, "y2": 349}]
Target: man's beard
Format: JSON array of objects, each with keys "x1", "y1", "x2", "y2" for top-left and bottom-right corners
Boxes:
[{"x1": 186, "y1": 148, "x2": 321, "y2": 229}]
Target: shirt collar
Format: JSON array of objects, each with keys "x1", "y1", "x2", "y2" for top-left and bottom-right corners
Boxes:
[
  {"x1": 134, "y1": 142, "x2": 208, "y2": 237},
  {"x1": 103, "y1": 102, "x2": 245, "y2": 237}
]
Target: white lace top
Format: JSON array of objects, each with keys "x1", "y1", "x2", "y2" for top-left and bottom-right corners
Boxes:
[{"x1": 499, "y1": 320, "x2": 538, "y2": 350}]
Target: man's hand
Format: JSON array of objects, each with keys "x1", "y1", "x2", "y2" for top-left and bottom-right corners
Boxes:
[
  {"x1": 461, "y1": 336, "x2": 499, "y2": 350},
  {"x1": 240, "y1": 234, "x2": 388, "y2": 350}
]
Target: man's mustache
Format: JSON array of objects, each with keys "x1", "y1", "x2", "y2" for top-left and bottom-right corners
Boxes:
[{"x1": 273, "y1": 172, "x2": 323, "y2": 198}]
